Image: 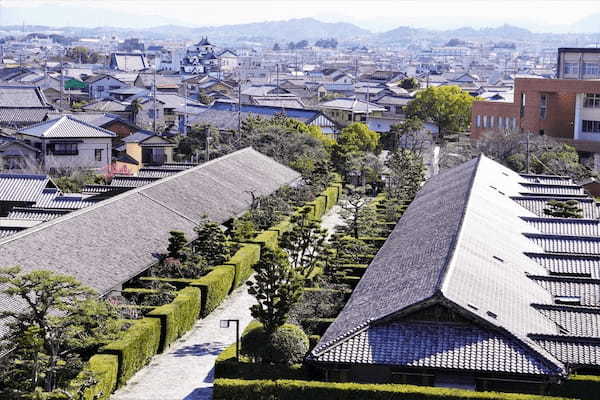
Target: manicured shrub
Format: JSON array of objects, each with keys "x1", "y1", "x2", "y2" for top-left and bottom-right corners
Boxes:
[
  {"x1": 240, "y1": 321, "x2": 270, "y2": 362},
  {"x1": 136, "y1": 276, "x2": 197, "y2": 290},
  {"x1": 359, "y1": 236, "x2": 388, "y2": 248},
  {"x1": 300, "y1": 318, "x2": 335, "y2": 336},
  {"x1": 146, "y1": 286, "x2": 201, "y2": 352},
  {"x1": 213, "y1": 379, "x2": 570, "y2": 400},
  {"x1": 270, "y1": 217, "x2": 293, "y2": 236},
  {"x1": 68, "y1": 354, "x2": 119, "y2": 400},
  {"x1": 341, "y1": 275, "x2": 362, "y2": 288},
  {"x1": 548, "y1": 375, "x2": 600, "y2": 400},
  {"x1": 266, "y1": 324, "x2": 309, "y2": 364},
  {"x1": 338, "y1": 264, "x2": 369, "y2": 276},
  {"x1": 308, "y1": 335, "x2": 321, "y2": 349},
  {"x1": 252, "y1": 230, "x2": 279, "y2": 250},
  {"x1": 100, "y1": 318, "x2": 161, "y2": 387},
  {"x1": 227, "y1": 243, "x2": 261, "y2": 288},
  {"x1": 191, "y1": 266, "x2": 235, "y2": 317}
]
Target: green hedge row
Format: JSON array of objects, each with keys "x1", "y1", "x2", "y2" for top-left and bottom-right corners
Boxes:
[
  {"x1": 252, "y1": 230, "x2": 279, "y2": 250},
  {"x1": 191, "y1": 266, "x2": 235, "y2": 317},
  {"x1": 213, "y1": 379, "x2": 571, "y2": 400},
  {"x1": 136, "y1": 276, "x2": 196, "y2": 290},
  {"x1": 215, "y1": 344, "x2": 309, "y2": 381},
  {"x1": 147, "y1": 286, "x2": 201, "y2": 352},
  {"x1": 548, "y1": 375, "x2": 600, "y2": 400},
  {"x1": 226, "y1": 243, "x2": 261, "y2": 289},
  {"x1": 100, "y1": 318, "x2": 161, "y2": 387},
  {"x1": 338, "y1": 264, "x2": 369, "y2": 276},
  {"x1": 69, "y1": 354, "x2": 119, "y2": 400}
]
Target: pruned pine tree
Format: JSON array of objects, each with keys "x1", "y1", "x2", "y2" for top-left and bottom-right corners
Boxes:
[{"x1": 543, "y1": 199, "x2": 583, "y2": 219}]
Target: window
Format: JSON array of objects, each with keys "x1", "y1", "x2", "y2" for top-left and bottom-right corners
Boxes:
[
  {"x1": 95, "y1": 149, "x2": 103, "y2": 162},
  {"x1": 97, "y1": 86, "x2": 104, "y2": 92},
  {"x1": 563, "y1": 62, "x2": 579, "y2": 75},
  {"x1": 50, "y1": 143, "x2": 78, "y2": 155},
  {"x1": 584, "y1": 94, "x2": 600, "y2": 108},
  {"x1": 584, "y1": 63, "x2": 600, "y2": 76},
  {"x1": 582, "y1": 120, "x2": 600, "y2": 133},
  {"x1": 555, "y1": 296, "x2": 581, "y2": 305},
  {"x1": 476, "y1": 115, "x2": 481, "y2": 128},
  {"x1": 483, "y1": 116, "x2": 489, "y2": 128},
  {"x1": 540, "y1": 94, "x2": 548, "y2": 120},
  {"x1": 347, "y1": 113, "x2": 352, "y2": 121},
  {"x1": 520, "y1": 92, "x2": 526, "y2": 117}
]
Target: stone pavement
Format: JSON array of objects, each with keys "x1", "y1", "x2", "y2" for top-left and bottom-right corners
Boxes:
[{"x1": 110, "y1": 283, "x2": 255, "y2": 400}]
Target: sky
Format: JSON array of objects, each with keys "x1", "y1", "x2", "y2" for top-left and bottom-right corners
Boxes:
[{"x1": 2, "y1": 0, "x2": 600, "y2": 32}]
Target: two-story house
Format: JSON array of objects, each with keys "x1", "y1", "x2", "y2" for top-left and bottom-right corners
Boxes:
[
  {"x1": 85, "y1": 74, "x2": 129, "y2": 100},
  {"x1": 16, "y1": 115, "x2": 116, "y2": 171}
]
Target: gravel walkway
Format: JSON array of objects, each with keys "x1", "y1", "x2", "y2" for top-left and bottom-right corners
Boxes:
[
  {"x1": 110, "y1": 283, "x2": 255, "y2": 400},
  {"x1": 111, "y1": 206, "x2": 342, "y2": 400}
]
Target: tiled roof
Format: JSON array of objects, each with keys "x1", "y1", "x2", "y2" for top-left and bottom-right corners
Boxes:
[
  {"x1": 521, "y1": 174, "x2": 573, "y2": 185},
  {"x1": 313, "y1": 322, "x2": 558, "y2": 376},
  {"x1": 6, "y1": 207, "x2": 70, "y2": 221},
  {"x1": 137, "y1": 168, "x2": 181, "y2": 178},
  {"x1": 110, "y1": 176, "x2": 160, "y2": 188},
  {"x1": 0, "y1": 85, "x2": 50, "y2": 108},
  {"x1": 527, "y1": 253, "x2": 600, "y2": 278},
  {"x1": 530, "y1": 276, "x2": 600, "y2": 307},
  {"x1": 18, "y1": 116, "x2": 117, "y2": 138},
  {"x1": 512, "y1": 196, "x2": 598, "y2": 219},
  {"x1": 533, "y1": 336, "x2": 600, "y2": 367},
  {"x1": 0, "y1": 174, "x2": 51, "y2": 203},
  {"x1": 519, "y1": 183, "x2": 586, "y2": 197},
  {"x1": 525, "y1": 233, "x2": 600, "y2": 255},
  {"x1": 534, "y1": 305, "x2": 600, "y2": 337},
  {"x1": 319, "y1": 97, "x2": 386, "y2": 113},
  {"x1": 0, "y1": 108, "x2": 50, "y2": 126},
  {"x1": 522, "y1": 217, "x2": 600, "y2": 237},
  {"x1": 112, "y1": 53, "x2": 149, "y2": 72}
]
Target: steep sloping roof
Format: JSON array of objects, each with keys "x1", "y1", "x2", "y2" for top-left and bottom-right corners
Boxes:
[
  {"x1": 311, "y1": 156, "x2": 569, "y2": 376},
  {"x1": 0, "y1": 174, "x2": 52, "y2": 203},
  {"x1": 0, "y1": 85, "x2": 50, "y2": 108},
  {"x1": 18, "y1": 116, "x2": 117, "y2": 138}
]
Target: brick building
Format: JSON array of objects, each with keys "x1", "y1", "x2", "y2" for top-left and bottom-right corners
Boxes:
[{"x1": 471, "y1": 77, "x2": 600, "y2": 152}]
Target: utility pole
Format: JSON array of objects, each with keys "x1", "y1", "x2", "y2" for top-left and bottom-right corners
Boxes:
[
  {"x1": 183, "y1": 81, "x2": 188, "y2": 136},
  {"x1": 526, "y1": 131, "x2": 530, "y2": 173},
  {"x1": 205, "y1": 128, "x2": 210, "y2": 162},
  {"x1": 59, "y1": 49, "x2": 64, "y2": 112},
  {"x1": 365, "y1": 86, "x2": 369, "y2": 126},
  {"x1": 152, "y1": 66, "x2": 157, "y2": 134},
  {"x1": 237, "y1": 80, "x2": 242, "y2": 136}
]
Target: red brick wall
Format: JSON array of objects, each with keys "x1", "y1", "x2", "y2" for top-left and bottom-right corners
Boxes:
[{"x1": 472, "y1": 78, "x2": 600, "y2": 142}]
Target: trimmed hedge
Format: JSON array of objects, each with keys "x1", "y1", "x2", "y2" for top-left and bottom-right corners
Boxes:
[
  {"x1": 69, "y1": 354, "x2": 119, "y2": 400},
  {"x1": 270, "y1": 217, "x2": 293, "y2": 236},
  {"x1": 146, "y1": 286, "x2": 201, "y2": 352},
  {"x1": 100, "y1": 318, "x2": 161, "y2": 387},
  {"x1": 213, "y1": 379, "x2": 571, "y2": 400},
  {"x1": 338, "y1": 264, "x2": 369, "y2": 276},
  {"x1": 216, "y1": 343, "x2": 309, "y2": 380},
  {"x1": 341, "y1": 275, "x2": 362, "y2": 288},
  {"x1": 548, "y1": 375, "x2": 600, "y2": 400},
  {"x1": 300, "y1": 318, "x2": 335, "y2": 336},
  {"x1": 226, "y1": 243, "x2": 261, "y2": 288},
  {"x1": 359, "y1": 236, "x2": 388, "y2": 248},
  {"x1": 136, "y1": 276, "x2": 197, "y2": 289},
  {"x1": 252, "y1": 230, "x2": 279, "y2": 250},
  {"x1": 191, "y1": 266, "x2": 235, "y2": 317}
]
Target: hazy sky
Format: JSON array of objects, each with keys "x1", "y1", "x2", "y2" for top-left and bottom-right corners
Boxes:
[{"x1": 3, "y1": 0, "x2": 600, "y2": 31}]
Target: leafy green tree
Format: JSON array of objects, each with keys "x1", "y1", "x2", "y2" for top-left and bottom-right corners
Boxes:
[
  {"x1": 247, "y1": 248, "x2": 303, "y2": 334},
  {"x1": 0, "y1": 267, "x2": 121, "y2": 395},
  {"x1": 543, "y1": 200, "x2": 583, "y2": 219},
  {"x1": 399, "y1": 77, "x2": 419, "y2": 90},
  {"x1": 194, "y1": 216, "x2": 230, "y2": 266},
  {"x1": 385, "y1": 117, "x2": 425, "y2": 153},
  {"x1": 332, "y1": 123, "x2": 379, "y2": 177},
  {"x1": 385, "y1": 149, "x2": 426, "y2": 202},
  {"x1": 339, "y1": 185, "x2": 377, "y2": 239},
  {"x1": 405, "y1": 85, "x2": 475, "y2": 141},
  {"x1": 280, "y1": 207, "x2": 328, "y2": 282},
  {"x1": 231, "y1": 217, "x2": 256, "y2": 242}
]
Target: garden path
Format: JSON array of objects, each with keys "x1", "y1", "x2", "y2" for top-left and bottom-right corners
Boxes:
[{"x1": 111, "y1": 205, "x2": 342, "y2": 400}]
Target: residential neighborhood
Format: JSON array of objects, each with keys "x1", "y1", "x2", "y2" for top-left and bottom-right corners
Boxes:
[{"x1": 0, "y1": 1, "x2": 600, "y2": 400}]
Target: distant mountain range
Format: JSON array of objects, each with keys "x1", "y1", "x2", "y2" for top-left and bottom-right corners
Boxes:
[{"x1": 2, "y1": 16, "x2": 600, "y2": 47}]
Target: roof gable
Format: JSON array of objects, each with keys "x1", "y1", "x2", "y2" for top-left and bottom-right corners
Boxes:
[{"x1": 18, "y1": 116, "x2": 117, "y2": 138}]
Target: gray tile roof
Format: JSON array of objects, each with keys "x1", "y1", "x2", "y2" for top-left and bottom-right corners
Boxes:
[
  {"x1": 512, "y1": 196, "x2": 598, "y2": 219},
  {"x1": 0, "y1": 108, "x2": 50, "y2": 126},
  {"x1": 525, "y1": 233, "x2": 600, "y2": 255},
  {"x1": 18, "y1": 116, "x2": 117, "y2": 138},
  {"x1": 519, "y1": 183, "x2": 586, "y2": 197},
  {"x1": 0, "y1": 147, "x2": 299, "y2": 302},
  {"x1": 315, "y1": 322, "x2": 558, "y2": 376},
  {"x1": 534, "y1": 305, "x2": 600, "y2": 337},
  {"x1": 522, "y1": 217, "x2": 600, "y2": 237},
  {"x1": 521, "y1": 174, "x2": 574, "y2": 185},
  {"x1": 533, "y1": 336, "x2": 600, "y2": 367},
  {"x1": 0, "y1": 174, "x2": 52, "y2": 203},
  {"x1": 530, "y1": 276, "x2": 600, "y2": 307},
  {"x1": 6, "y1": 207, "x2": 70, "y2": 221},
  {"x1": 137, "y1": 168, "x2": 182, "y2": 178},
  {"x1": 526, "y1": 253, "x2": 600, "y2": 278},
  {"x1": 0, "y1": 85, "x2": 50, "y2": 108},
  {"x1": 110, "y1": 176, "x2": 160, "y2": 188},
  {"x1": 311, "y1": 155, "x2": 565, "y2": 376}
]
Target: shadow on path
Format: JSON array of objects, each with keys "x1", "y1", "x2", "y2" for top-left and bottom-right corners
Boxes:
[
  {"x1": 173, "y1": 342, "x2": 225, "y2": 358},
  {"x1": 182, "y1": 386, "x2": 213, "y2": 400}
]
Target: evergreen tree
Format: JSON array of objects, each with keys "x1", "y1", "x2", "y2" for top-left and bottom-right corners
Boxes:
[
  {"x1": 385, "y1": 149, "x2": 426, "y2": 202},
  {"x1": 339, "y1": 185, "x2": 377, "y2": 239},
  {"x1": 194, "y1": 216, "x2": 231, "y2": 266},
  {"x1": 167, "y1": 230, "x2": 187, "y2": 259},
  {"x1": 543, "y1": 200, "x2": 583, "y2": 218}
]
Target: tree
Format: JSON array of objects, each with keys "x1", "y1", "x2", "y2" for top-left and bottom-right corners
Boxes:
[
  {"x1": 198, "y1": 91, "x2": 213, "y2": 105},
  {"x1": 247, "y1": 248, "x2": 302, "y2": 334},
  {"x1": 385, "y1": 149, "x2": 426, "y2": 202},
  {"x1": 194, "y1": 216, "x2": 230, "y2": 266},
  {"x1": 0, "y1": 267, "x2": 121, "y2": 395},
  {"x1": 405, "y1": 85, "x2": 476, "y2": 141},
  {"x1": 272, "y1": 43, "x2": 281, "y2": 51},
  {"x1": 399, "y1": 77, "x2": 419, "y2": 90},
  {"x1": 130, "y1": 99, "x2": 142, "y2": 124},
  {"x1": 339, "y1": 185, "x2": 377, "y2": 239},
  {"x1": 386, "y1": 117, "x2": 425, "y2": 153},
  {"x1": 167, "y1": 230, "x2": 187, "y2": 259},
  {"x1": 280, "y1": 207, "x2": 328, "y2": 282},
  {"x1": 332, "y1": 123, "x2": 380, "y2": 177},
  {"x1": 543, "y1": 200, "x2": 583, "y2": 218}
]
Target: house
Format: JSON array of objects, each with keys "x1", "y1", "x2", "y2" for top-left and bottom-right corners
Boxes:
[
  {"x1": 134, "y1": 73, "x2": 181, "y2": 93},
  {"x1": 557, "y1": 48, "x2": 600, "y2": 79},
  {"x1": 181, "y1": 75, "x2": 234, "y2": 99},
  {"x1": 81, "y1": 98, "x2": 131, "y2": 120},
  {"x1": 217, "y1": 49, "x2": 239, "y2": 72},
  {"x1": 240, "y1": 85, "x2": 296, "y2": 104},
  {"x1": 310, "y1": 155, "x2": 600, "y2": 392},
  {"x1": 16, "y1": 115, "x2": 116, "y2": 170},
  {"x1": 0, "y1": 174, "x2": 57, "y2": 216},
  {"x1": 319, "y1": 98, "x2": 386, "y2": 126},
  {"x1": 0, "y1": 135, "x2": 40, "y2": 170},
  {"x1": 119, "y1": 130, "x2": 175, "y2": 172},
  {"x1": 181, "y1": 37, "x2": 219, "y2": 74},
  {"x1": 0, "y1": 148, "x2": 300, "y2": 340},
  {"x1": 47, "y1": 112, "x2": 140, "y2": 141},
  {"x1": 84, "y1": 74, "x2": 129, "y2": 99},
  {"x1": 133, "y1": 93, "x2": 206, "y2": 132},
  {"x1": 109, "y1": 52, "x2": 150, "y2": 72},
  {"x1": 0, "y1": 85, "x2": 53, "y2": 128}
]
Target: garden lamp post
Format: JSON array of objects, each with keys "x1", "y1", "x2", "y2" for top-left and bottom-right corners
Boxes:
[{"x1": 220, "y1": 319, "x2": 240, "y2": 362}]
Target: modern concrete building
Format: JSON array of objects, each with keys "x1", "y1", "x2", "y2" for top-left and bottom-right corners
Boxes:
[{"x1": 557, "y1": 48, "x2": 600, "y2": 80}]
